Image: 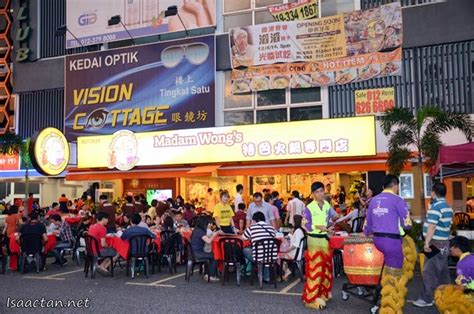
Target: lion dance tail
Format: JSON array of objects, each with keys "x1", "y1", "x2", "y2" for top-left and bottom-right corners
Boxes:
[
  {"x1": 302, "y1": 237, "x2": 332, "y2": 310},
  {"x1": 379, "y1": 237, "x2": 417, "y2": 314},
  {"x1": 435, "y1": 285, "x2": 474, "y2": 314}
]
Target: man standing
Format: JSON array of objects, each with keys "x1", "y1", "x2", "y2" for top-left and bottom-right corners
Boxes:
[
  {"x1": 246, "y1": 192, "x2": 275, "y2": 228},
  {"x1": 285, "y1": 190, "x2": 306, "y2": 226},
  {"x1": 413, "y1": 182, "x2": 453, "y2": 307},
  {"x1": 234, "y1": 184, "x2": 244, "y2": 212},
  {"x1": 302, "y1": 182, "x2": 337, "y2": 310},
  {"x1": 364, "y1": 174, "x2": 412, "y2": 314},
  {"x1": 98, "y1": 194, "x2": 117, "y2": 233}
]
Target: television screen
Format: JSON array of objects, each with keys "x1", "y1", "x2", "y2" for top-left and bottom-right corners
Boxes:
[{"x1": 146, "y1": 189, "x2": 173, "y2": 204}]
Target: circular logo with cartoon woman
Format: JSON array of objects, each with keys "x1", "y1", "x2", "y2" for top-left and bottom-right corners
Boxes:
[
  {"x1": 107, "y1": 130, "x2": 139, "y2": 171},
  {"x1": 32, "y1": 127, "x2": 70, "y2": 176}
]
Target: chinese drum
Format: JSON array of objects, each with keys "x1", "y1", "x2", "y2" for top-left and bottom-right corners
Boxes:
[{"x1": 343, "y1": 236, "x2": 384, "y2": 286}]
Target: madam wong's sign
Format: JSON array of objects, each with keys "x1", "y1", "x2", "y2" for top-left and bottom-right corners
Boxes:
[{"x1": 78, "y1": 116, "x2": 377, "y2": 171}]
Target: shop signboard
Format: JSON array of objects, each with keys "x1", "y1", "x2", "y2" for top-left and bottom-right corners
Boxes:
[
  {"x1": 30, "y1": 128, "x2": 70, "y2": 176},
  {"x1": 64, "y1": 35, "x2": 216, "y2": 141},
  {"x1": 229, "y1": 2, "x2": 402, "y2": 68},
  {"x1": 268, "y1": 0, "x2": 320, "y2": 22},
  {"x1": 78, "y1": 116, "x2": 377, "y2": 170},
  {"x1": 231, "y1": 2, "x2": 402, "y2": 93},
  {"x1": 0, "y1": 153, "x2": 20, "y2": 171},
  {"x1": 355, "y1": 87, "x2": 395, "y2": 116},
  {"x1": 66, "y1": 0, "x2": 216, "y2": 48},
  {"x1": 231, "y1": 48, "x2": 401, "y2": 93}
]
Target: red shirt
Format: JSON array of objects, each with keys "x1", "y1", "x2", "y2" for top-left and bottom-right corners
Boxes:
[
  {"x1": 88, "y1": 223, "x2": 107, "y2": 251},
  {"x1": 232, "y1": 211, "x2": 247, "y2": 231},
  {"x1": 27, "y1": 198, "x2": 34, "y2": 214},
  {"x1": 5, "y1": 214, "x2": 20, "y2": 236}
]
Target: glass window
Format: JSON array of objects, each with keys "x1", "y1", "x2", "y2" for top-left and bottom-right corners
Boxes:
[
  {"x1": 224, "y1": 12, "x2": 253, "y2": 31},
  {"x1": 290, "y1": 106, "x2": 322, "y2": 121},
  {"x1": 224, "y1": 111, "x2": 254, "y2": 126},
  {"x1": 224, "y1": 0, "x2": 252, "y2": 13},
  {"x1": 255, "y1": 9, "x2": 276, "y2": 25},
  {"x1": 291, "y1": 88, "x2": 321, "y2": 104},
  {"x1": 256, "y1": 109, "x2": 287, "y2": 123},
  {"x1": 321, "y1": 0, "x2": 354, "y2": 16},
  {"x1": 14, "y1": 183, "x2": 40, "y2": 195},
  {"x1": 0, "y1": 182, "x2": 11, "y2": 200},
  {"x1": 257, "y1": 89, "x2": 286, "y2": 107},
  {"x1": 255, "y1": 0, "x2": 283, "y2": 8},
  {"x1": 224, "y1": 73, "x2": 253, "y2": 109}
]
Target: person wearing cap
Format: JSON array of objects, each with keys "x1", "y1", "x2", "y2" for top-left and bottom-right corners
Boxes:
[
  {"x1": 301, "y1": 181, "x2": 338, "y2": 310},
  {"x1": 434, "y1": 236, "x2": 474, "y2": 313},
  {"x1": 364, "y1": 174, "x2": 412, "y2": 314}
]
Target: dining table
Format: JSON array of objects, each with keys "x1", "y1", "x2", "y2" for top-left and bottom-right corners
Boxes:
[{"x1": 8, "y1": 233, "x2": 57, "y2": 271}]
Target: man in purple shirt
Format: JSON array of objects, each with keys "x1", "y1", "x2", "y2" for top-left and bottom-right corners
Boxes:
[
  {"x1": 364, "y1": 175, "x2": 411, "y2": 269},
  {"x1": 364, "y1": 174, "x2": 412, "y2": 314}
]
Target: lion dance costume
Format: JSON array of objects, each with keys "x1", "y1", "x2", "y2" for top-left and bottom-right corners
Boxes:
[
  {"x1": 302, "y1": 199, "x2": 334, "y2": 310},
  {"x1": 434, "y1": 252, "x2": 474, "y2": 314},
  {"x1": 364, "y1": 189, "x2": 414, "y2": 314}
]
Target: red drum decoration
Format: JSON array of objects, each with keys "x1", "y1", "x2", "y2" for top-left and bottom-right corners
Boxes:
[{"x1": 343, "y1": 236, "x2": 384, "y2": 286}]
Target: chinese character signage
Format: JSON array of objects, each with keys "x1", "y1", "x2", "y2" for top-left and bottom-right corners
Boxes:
[
  {"x1": 229, "y1": 2, "x2": 402, "y2": 68},
  {"x1": 66, "y1": 0, "x2": 216, "y2": 49},
  {"x1": 65, "y1": 35, "x2": 215, "y2": 141},
  {"x1": 0, "y1": 153, "x2": 20, "y2": 171},
  {"x1": 77, "y1": 116, "x2": 376, "y2": 170},
  {"x1": 268, "y1": 0, "x2": 319, "y2": 22},
  {"x1": 231, "y1": 48, "x2": 401, "y2": 93},
  {"x1": 355, "y1": 88, "x2": 395, "y2": 116}
]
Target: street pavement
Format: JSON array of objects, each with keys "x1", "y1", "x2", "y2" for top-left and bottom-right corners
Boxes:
[{"x1": 0, "y1": 257, "x2": 439, "y2": 314}]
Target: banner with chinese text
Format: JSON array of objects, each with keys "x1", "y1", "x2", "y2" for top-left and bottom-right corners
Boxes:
[
  {"x1": 66, "y1": 0, "x2": 216, "y2": 48},
  {"x1": 355, "y1": 88, "x2": 395, "y2": 116},
  {"x1": 268, "y1": 0, "x2": 319, "y2": 22},
  {"x1": 232, "y1": 48, "x2": 401, "y2": 93},
  {"x1": 230, "y1": 2, "x2": 402, "y2": 68},
  {"x1": 78, "y1": 116, "x2": 376, "y2": 170},
  {"x1": 65, "y1": 35, "x2": 215, "y2": 141}
]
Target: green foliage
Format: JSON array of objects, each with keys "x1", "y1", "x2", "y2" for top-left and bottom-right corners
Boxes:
[
  {"x1": 381, "y1": 107, "x2": 473, "y2": 175},
  {"x1": 0, "y1": 133, "x2": 31, "y2": 168},
  {"x1": 406, "y1": 220, "x2": 424, "y2": 252}
]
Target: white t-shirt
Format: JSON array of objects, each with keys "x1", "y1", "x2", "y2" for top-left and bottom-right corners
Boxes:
[
  {"x1": 287, "y1": 198, "x2": 306, "y2": 225},
  {"x1": 234, "y1": 192, "x2": 243, "y2": 212},
  {"x1": 288, "y1": 228, "x2": 305, "y2": 260}
]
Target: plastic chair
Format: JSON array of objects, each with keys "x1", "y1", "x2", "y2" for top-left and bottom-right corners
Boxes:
[
  {"x1": 19, "y1": 234, "x2": 44, "y2": 273},
  {"x1": 219, "y1": 237, "x2": 244, "y2": 286},
  {"x1": 83, "y1": 234, "x2": 114, "y2": 278},
  {"x1": 184, "y1": 238, "x2": 210, "y2": 283},
  {"x1": 250, "y1": 238, "x2": 279, "y2": 289},
  {"x1": 280, "y1": 237, "x2": 306, "y2": 283},
  {"x1": 351, "y1": 217, "x2": 365, "y2": 233},
  {"x1": 127, "y1": 235, "x2": 152, "y2": 279},
  {"x1": 454, "y1": 212, "x2": 470, "y2": 230},
  {"x1": 0, "y1": 234, "x2": 6, "y2": 274},
  {"x1": 161, "y1": 231, "x2": 180, "y2": 274}
]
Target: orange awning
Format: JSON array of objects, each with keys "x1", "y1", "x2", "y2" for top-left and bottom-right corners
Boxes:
[{"x1": 186, "y1": 164, "x2": 221, "y2": 174}]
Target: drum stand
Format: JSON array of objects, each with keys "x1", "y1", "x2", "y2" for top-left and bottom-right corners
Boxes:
[{"x1": 341, "y1": 264, "x2": 384, "y2": 314}]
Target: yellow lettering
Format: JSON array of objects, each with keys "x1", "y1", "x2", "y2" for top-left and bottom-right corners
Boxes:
[
  {"x1": 73, "y1": 89, "x2": 86, "y2": 106},
  {"x1": 73, "y1": 113, "x2": 86, "y2": 130},
  {"x1": 128, "y1": 108, "x2": 141, "y2": 125},
  {"x1": 120, "y1": 83, "x2": 133, "y2": 101},
  {"x1": 100, "y1": 86, "x2": 106, "y2": 103},
  {"x1": 154, "y1": 105, "x2": 170, "y2": 124},
  {"x1": 142, "y1": 106, "x2": 155, "y2": 125},
  {"x1": 110, "y1": 110, "x2": 121, "y2": 127},
  {"x1": 105, "y1": 85, "x2": 119, "y2": 103},
  {"x1": 121, "y1": 108, "x2": 133, "y2": 126},
  {"x1": 88, "y1": 87, "x2": 101, "y2": 105}
]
